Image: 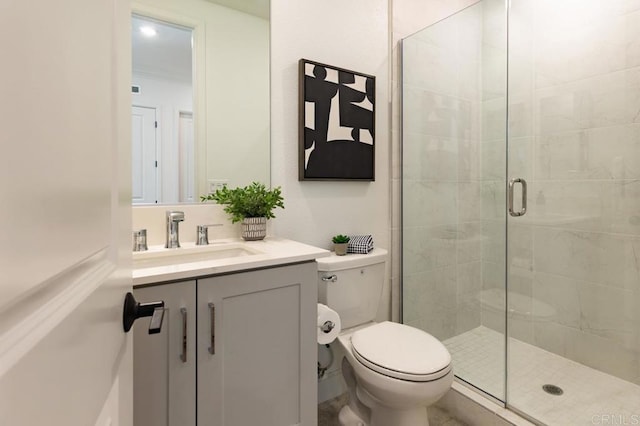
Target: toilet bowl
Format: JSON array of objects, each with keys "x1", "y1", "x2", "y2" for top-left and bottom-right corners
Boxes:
[{"x1": 317, "y1": 249, "x2": 453, "y2": 426}]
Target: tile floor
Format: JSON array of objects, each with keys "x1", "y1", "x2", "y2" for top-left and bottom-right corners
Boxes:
[
  {"x1": 445, "y1": 326, "x2": 640, "y2": 425},
  {"x1": 318, "y1": 393, "x2": 348, "y2": 426}
]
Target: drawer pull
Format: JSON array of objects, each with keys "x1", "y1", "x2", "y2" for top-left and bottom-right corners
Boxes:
[
  {"x1": 208, "y1": 303, "x2": 215, "y2": 355},
  {"x1": 180, "y1": 307, "x2": 187, "y2": 363}
]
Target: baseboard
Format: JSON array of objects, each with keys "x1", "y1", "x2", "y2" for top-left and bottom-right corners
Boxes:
[{"x1": 435, "y1": 382, "x2": 537, "y2": 426}]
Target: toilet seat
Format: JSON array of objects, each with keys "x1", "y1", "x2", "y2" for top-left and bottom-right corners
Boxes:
[{"x1": 350, "y1": 321, "x2": 452, "y2": 382}]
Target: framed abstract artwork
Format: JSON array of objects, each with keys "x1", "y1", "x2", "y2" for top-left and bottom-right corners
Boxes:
[{"x1": 298, "y1": 59, "x2": 375, "y2": 181}]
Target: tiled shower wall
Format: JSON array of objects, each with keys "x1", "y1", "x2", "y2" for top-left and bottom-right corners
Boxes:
[
  {"x1": 402, "y1": 2, "x2": 487, "y2": 340},
  {"x1": 391, "y1": 0, "x2": 480, "y2": 324}
]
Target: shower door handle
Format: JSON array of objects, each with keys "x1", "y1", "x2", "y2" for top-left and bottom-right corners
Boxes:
[{"x1": 508, "y1": 178, "x2": 527, "y2": 217}]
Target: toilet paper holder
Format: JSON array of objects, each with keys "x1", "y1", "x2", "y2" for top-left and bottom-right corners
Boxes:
[
  {"x1": 320, "y1": 320, "x2": 335, "y2": 334},
  {"x1": 317, "y1": 303, "x2": 341, "y2": 345}
]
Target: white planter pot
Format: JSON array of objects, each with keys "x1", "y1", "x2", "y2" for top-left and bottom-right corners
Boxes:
[
  {"x1": 241, "y1": 217, "x2": 267, "y2": 241},
  {"x1": 334, "y1": 243, "x2": 348, "y2": 256}
]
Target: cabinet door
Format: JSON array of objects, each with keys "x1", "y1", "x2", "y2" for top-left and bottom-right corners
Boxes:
[
  {"x1": 134, "y1": 281, "x2": 196, "y2": 426},
  {"x1": 198, "y1": 263, "x2": 317, "y2": 426}
]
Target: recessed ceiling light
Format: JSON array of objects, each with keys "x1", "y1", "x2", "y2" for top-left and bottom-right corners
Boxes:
[{"x1": 140, "y1": 26, "x2": 157, "y2": 37}]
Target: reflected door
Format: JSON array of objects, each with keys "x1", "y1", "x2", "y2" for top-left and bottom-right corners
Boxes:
[
  {"x1": 178, "y1": 111, "x2": 194, "y2": 203},
  {"x1": 132, "y1": 105, "x2": 158, "y2": 204}
]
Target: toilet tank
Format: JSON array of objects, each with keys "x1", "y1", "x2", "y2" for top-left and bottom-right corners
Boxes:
[{"x1": 317, "y1": 248, "x2": 387, "y2": 329}]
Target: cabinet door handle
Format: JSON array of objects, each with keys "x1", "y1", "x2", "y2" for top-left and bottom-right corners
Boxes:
[
  {"x1": 208, "y1": 303, "x2": 215, "y2": 355},
  {"x1": 180, "y1": 307, "x2": 187, "y2": 363}
]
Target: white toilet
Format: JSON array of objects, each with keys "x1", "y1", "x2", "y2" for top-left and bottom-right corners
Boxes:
[{"x1": 317, "y1": 248, "x2": 453, "y2": 426}]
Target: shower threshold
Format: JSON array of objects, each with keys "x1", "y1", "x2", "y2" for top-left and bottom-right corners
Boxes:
[{"x1": 444, "y1": 326, "x2": 640, "y2": 425}]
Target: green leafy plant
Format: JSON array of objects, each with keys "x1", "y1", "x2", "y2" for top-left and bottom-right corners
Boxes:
[
  {"x1": 332, "y1": 234, "x2": 350, "y2": 244},
  {"x1": 201, "y1": 182, "x2": 284, "y2": 223}
]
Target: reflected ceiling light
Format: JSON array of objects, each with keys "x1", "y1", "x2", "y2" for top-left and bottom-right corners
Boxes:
[{"x1": 140, "y1": 26, "x2": 157, "y2": 37}]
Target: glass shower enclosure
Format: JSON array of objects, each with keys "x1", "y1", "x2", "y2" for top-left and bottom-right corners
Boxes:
[{"x1": 402, "y1": 0, "x2": 640, "y2": 424}]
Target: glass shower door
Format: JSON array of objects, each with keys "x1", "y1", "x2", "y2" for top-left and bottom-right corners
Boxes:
[
  {"x1": 506, "y1": 0, "x2": 640, "y2": 423},
  {"x1": 401, "y1": 0, "x2": 509, "y2": 403},
  {"x1": 403, "y1": 0, "x2": 640, "y2": 423}
]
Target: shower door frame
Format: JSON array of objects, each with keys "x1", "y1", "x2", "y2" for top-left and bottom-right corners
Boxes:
[{"x1": 399, "y1": 0, "x2": 513, "y2": 409}]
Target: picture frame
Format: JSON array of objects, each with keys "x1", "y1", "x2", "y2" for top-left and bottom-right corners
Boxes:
[{"x1": 298, "y1": 59, "x2": 375, "y2": 181}]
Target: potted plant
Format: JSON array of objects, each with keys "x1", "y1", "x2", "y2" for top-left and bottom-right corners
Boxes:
[
  {"x1": 332, "y1": 234, "x2": 350, "y2": 256},
  {"x1": 201, "y1": 182, "x2": 284, "y2": 241}
]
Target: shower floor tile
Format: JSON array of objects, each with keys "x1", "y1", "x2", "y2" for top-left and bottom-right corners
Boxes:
[{"x1": 444, "y1": 326, "x2": 640, "y2": 425}]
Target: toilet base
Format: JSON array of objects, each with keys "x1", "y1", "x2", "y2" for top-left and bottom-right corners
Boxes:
[
  {"x1": 368, "y1": 405, "x2": 429, "y2": 426},
  {"x1": 338, "y1": 399, "x2": 431, "y2": 426},
  {"x1": 358, "y1": 384, "x2": 430, "y2": 426},
  {"x1": 338, "y1": 405, "x2": 367, "y2": 426}
]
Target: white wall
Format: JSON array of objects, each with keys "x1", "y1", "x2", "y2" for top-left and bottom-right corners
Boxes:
[
  {"x1": 270, "y1": 0, "x2": 390, "y2": 255},
  {"x1": 204, "y1": 8, "x2": 269, "y2": 190},
  {"x1": 270, "y1": 0, "x2": 390, "y2": 403}
]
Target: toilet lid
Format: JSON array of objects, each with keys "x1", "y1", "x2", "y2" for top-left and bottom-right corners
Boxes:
[{"x1": 351, "y1": 321, "x2": 452, "y2": 382}]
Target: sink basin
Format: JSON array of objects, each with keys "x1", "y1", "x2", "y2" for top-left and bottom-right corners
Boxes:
[{"x1": 133, "y1": 242, "x2": 263, "y2": 268}]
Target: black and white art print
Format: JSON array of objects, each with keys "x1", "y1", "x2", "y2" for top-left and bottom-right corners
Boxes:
[{"x1": 299, "y1": 59, "x2": 375, "y2": 181}]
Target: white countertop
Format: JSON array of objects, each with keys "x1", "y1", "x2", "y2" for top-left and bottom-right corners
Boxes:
[{"x1": 132, "y1": 237, "x2": 330, "y2": 286}]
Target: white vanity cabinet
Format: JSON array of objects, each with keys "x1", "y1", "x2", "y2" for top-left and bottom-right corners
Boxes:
[
  {"x1": 133, "y1": 261, "x2": 318, "y2": 426},
  {"x1": 133, "y1": 280, "x2": 197, "y2": 426},
  {"x1": 197, "y1": 262, "x2": 317, "y2": 426}
]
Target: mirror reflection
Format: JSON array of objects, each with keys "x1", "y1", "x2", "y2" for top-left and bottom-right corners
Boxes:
[
  {"x1": 131, "y1": 0, "x2": 270, "y2": 205},
  {"x1": 132, "y1": 16, "x2": 194, "y2": 204}
]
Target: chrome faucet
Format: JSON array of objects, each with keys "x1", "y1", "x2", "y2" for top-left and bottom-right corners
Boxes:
[
  {"x1": 165, "y1": 211, "x2": 185, "y2": 248},
  {"x1": 196, "y1": 224, "x2": 223, "y2": 245}
]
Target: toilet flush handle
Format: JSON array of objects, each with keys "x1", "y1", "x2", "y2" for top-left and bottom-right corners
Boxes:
[
  {"x1": 320, "y1": 321, "x2": 335, "y2": 334},
  {"x1": 321, "y1": 275, "x2": 337, "y2": 282}
]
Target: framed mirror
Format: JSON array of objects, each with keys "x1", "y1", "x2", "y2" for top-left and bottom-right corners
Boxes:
[{"x1": 131, "y1": 0, "x2": 270, "y2": 205}]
